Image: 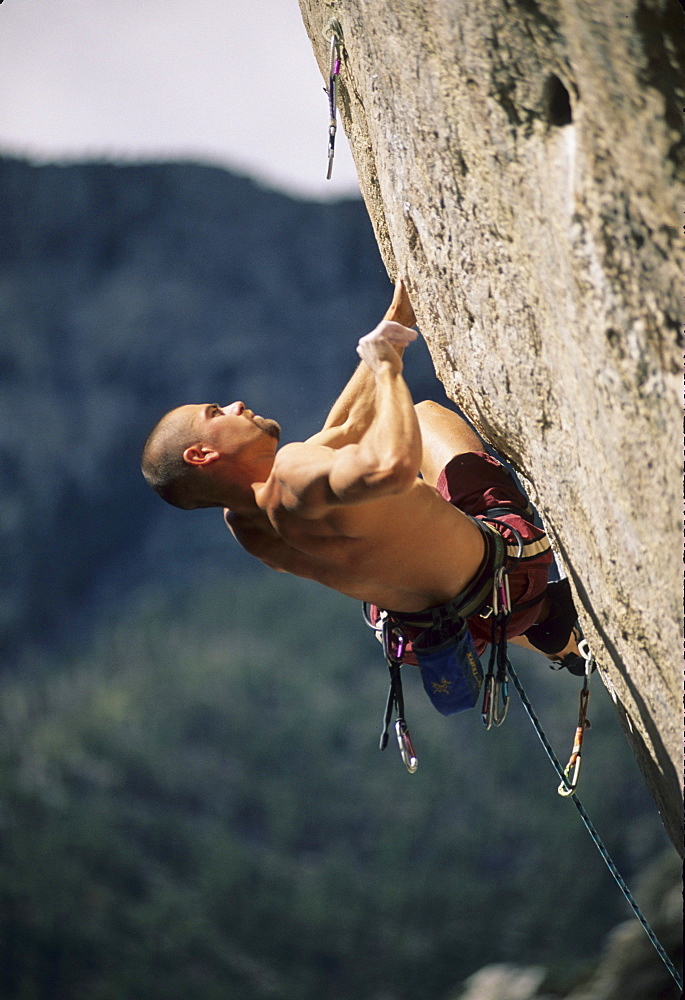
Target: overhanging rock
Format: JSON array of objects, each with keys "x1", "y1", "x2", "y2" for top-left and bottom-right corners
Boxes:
[{"x1": 299, "y1": 0, "x2": 684, "y2": 853}]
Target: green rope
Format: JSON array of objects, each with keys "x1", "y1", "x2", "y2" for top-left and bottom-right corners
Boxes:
[{"x1": 506, "y1": 660, "x2": 682, "y2": 992}]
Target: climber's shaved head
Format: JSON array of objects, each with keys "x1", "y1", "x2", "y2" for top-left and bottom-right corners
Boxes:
[
  {"x1": 141, "y1": 401, "x2": 281, "y2": 510},
  {"x1": 141, "y1": 405, "x2": 214, "y2": 510}
]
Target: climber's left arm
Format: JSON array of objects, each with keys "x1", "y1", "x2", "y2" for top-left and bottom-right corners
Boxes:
[{"x1": 310, "y1": 280, "x2": 417, "y2": 449}]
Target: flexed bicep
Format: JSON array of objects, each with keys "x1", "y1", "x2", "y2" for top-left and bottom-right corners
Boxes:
[{"x1": 270, "y1": 438, "x2": 413, "y2": 513}]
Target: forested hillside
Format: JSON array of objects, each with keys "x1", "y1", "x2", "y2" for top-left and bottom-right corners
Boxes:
[{"x1": 0, "y1": 574, "x2": 679, "y2": 999}]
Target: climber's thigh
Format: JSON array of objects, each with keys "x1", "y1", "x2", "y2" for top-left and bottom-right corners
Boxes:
[{"x1": 415, "y1": 401, "x2": 484, "y2": 488}]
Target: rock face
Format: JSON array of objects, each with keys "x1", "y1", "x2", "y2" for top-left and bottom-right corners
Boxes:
[{"x1": 298, "y1": 0, "x2": 684, "y2": 851}]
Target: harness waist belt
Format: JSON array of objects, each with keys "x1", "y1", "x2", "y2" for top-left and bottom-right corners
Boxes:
[{"x1": 385, "y1": 517, "x2": 506, "y2": 630}]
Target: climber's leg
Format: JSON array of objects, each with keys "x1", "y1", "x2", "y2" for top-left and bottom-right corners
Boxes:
[
  {"x1": 415, "y1": 400, "x2": 484, "y2": 488},
  {"x1": 512, "y1": 628, "x2": 589, "y2": 675},
  {"x1": 511, "y1": 631, "x2": 579, "y2": 658}
]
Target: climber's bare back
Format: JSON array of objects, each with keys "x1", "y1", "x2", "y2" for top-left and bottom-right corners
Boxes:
[{"x1": 224, "y1": 440, "x2": 485, "y2": 613}]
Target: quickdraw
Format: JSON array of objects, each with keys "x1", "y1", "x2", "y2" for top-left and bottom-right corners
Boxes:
[
  {"x1": 379, "y1": 615, "x2": 418, "y2": 773},
  {"x1": 558, "y1": 636, "x2": 594, "y2": 796},
  {"x1": 480, "y1": 519, "x2": 523, "y2": 729},
  {"x1": 323, "y1": 20, "x2": 343, "y2": 180},
  {"x1": 481, "y1": 566, "x2": 512, "y2": 728}
]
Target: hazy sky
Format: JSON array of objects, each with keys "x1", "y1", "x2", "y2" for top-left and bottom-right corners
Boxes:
[{"x1": 0, "y1": 0, "x2": 360, "y2": 200}]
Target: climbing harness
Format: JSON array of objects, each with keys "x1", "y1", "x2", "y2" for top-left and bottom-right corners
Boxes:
[
  {"x1": 507, "y1": 659, "x2": 682, "y2": 991},
  {"x1": 365, "y1": 509, "x2": 531, "y2": 767},
  {"x1": 323, "y1": 20, "x2": 343, "y2": 179},
  {"x1": 365, "y1": 510, "x2": 523, "y2": 768},
  {"x1": 558, "y1": 639, "x2": 594, "y2": 796}
]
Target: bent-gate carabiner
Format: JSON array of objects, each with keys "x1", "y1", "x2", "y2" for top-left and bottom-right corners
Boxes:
[
  {"x1": 493, "y1": 675, "x2": 510, "y2": 727},
  {"x1": 481, "y1": 672, "x2": 509, "y2": 729},
  {"x1": 395, "y1": 719, "x2": 418, "y2": 773},
  {"x1": 558, "y1": 686, "x2": 590, "y2": 796},
  {"x1": 558, "y1": 746, "x2": 582, "y2": 796}
]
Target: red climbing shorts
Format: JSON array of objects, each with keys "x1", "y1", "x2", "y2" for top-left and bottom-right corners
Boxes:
[{"x1": 436, "y1": 452, "x2": 554, "y2": 655}]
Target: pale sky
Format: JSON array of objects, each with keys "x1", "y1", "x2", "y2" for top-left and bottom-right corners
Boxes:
[{"x1": 0, "y1": 0, "x2": 360, "y2": 200}]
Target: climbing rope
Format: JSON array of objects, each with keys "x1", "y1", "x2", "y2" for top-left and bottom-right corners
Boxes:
[{"x1": 506, "y1": 659, "x2": 682, "y2": 991}]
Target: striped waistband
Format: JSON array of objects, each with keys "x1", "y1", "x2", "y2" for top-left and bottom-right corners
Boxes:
[
  {"x1": 385, "y1": 509, "x2": 552, "y2": 631},
  {"x1": 386, "y1": 518, "x2": 506, "y2": 629},
  {"x1": 478, "y1": 506, "x2": 552, "y2": 563}
]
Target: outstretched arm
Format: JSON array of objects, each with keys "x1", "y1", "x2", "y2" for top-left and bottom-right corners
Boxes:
[
  {"x1": 315, "y1": 279, "x2": 416, "y2": 443},
  {"x1": 326, "y1": 320, "x2": 421, "y2": 502},
  {"x1": 269, "y1": 321, "x2": 421, "y2": 514}
]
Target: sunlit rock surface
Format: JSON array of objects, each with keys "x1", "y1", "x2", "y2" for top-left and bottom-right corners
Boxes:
[{"x1": 299, "y1": 0, "x2": 684, "y2": 851}]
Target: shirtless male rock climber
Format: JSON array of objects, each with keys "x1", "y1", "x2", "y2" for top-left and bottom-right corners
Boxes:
[{"x1": 141, "y1": 282, "x2": 578, "y2": 663}]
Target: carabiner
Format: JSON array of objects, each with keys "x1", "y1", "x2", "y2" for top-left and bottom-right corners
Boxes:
[
  {"x1": 379, "y1": 622, "x2": 417, "y2": 771},
  {"x1": 558, "y1": 746, "x2": 582, "y2": 796},
  {"x1": 381, "y1": 618, "x2": 405, "y2": 664},
  {"x1": 395, "y1": 719, "x2": 418, "y2": 773},
  {"x1": 493, "y1": 676, "x2": 510, "y2": 726},
  {"x1": 558, "y1": 686, "x2": 590, "y2": 796},
  {"x1": 491, "y1": 568, "x2": 504, "y2": 617},
  {"x1": 499, "y1": 570, "x2": 512, "y2": 617},
  {"x1": 481, "y1": 672, "x2": 509, "y2": 729},
  {"x1": 481, "y1": 673, "x2": 495, "y2": 729},
  {"x1": 578, "y1": 637, "x2": 594, "y2": 670}
]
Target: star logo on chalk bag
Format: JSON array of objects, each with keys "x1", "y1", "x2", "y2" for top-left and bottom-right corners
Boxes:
[{"x1": 431, "y1": 677, "x2": 452, "y2": 695}]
